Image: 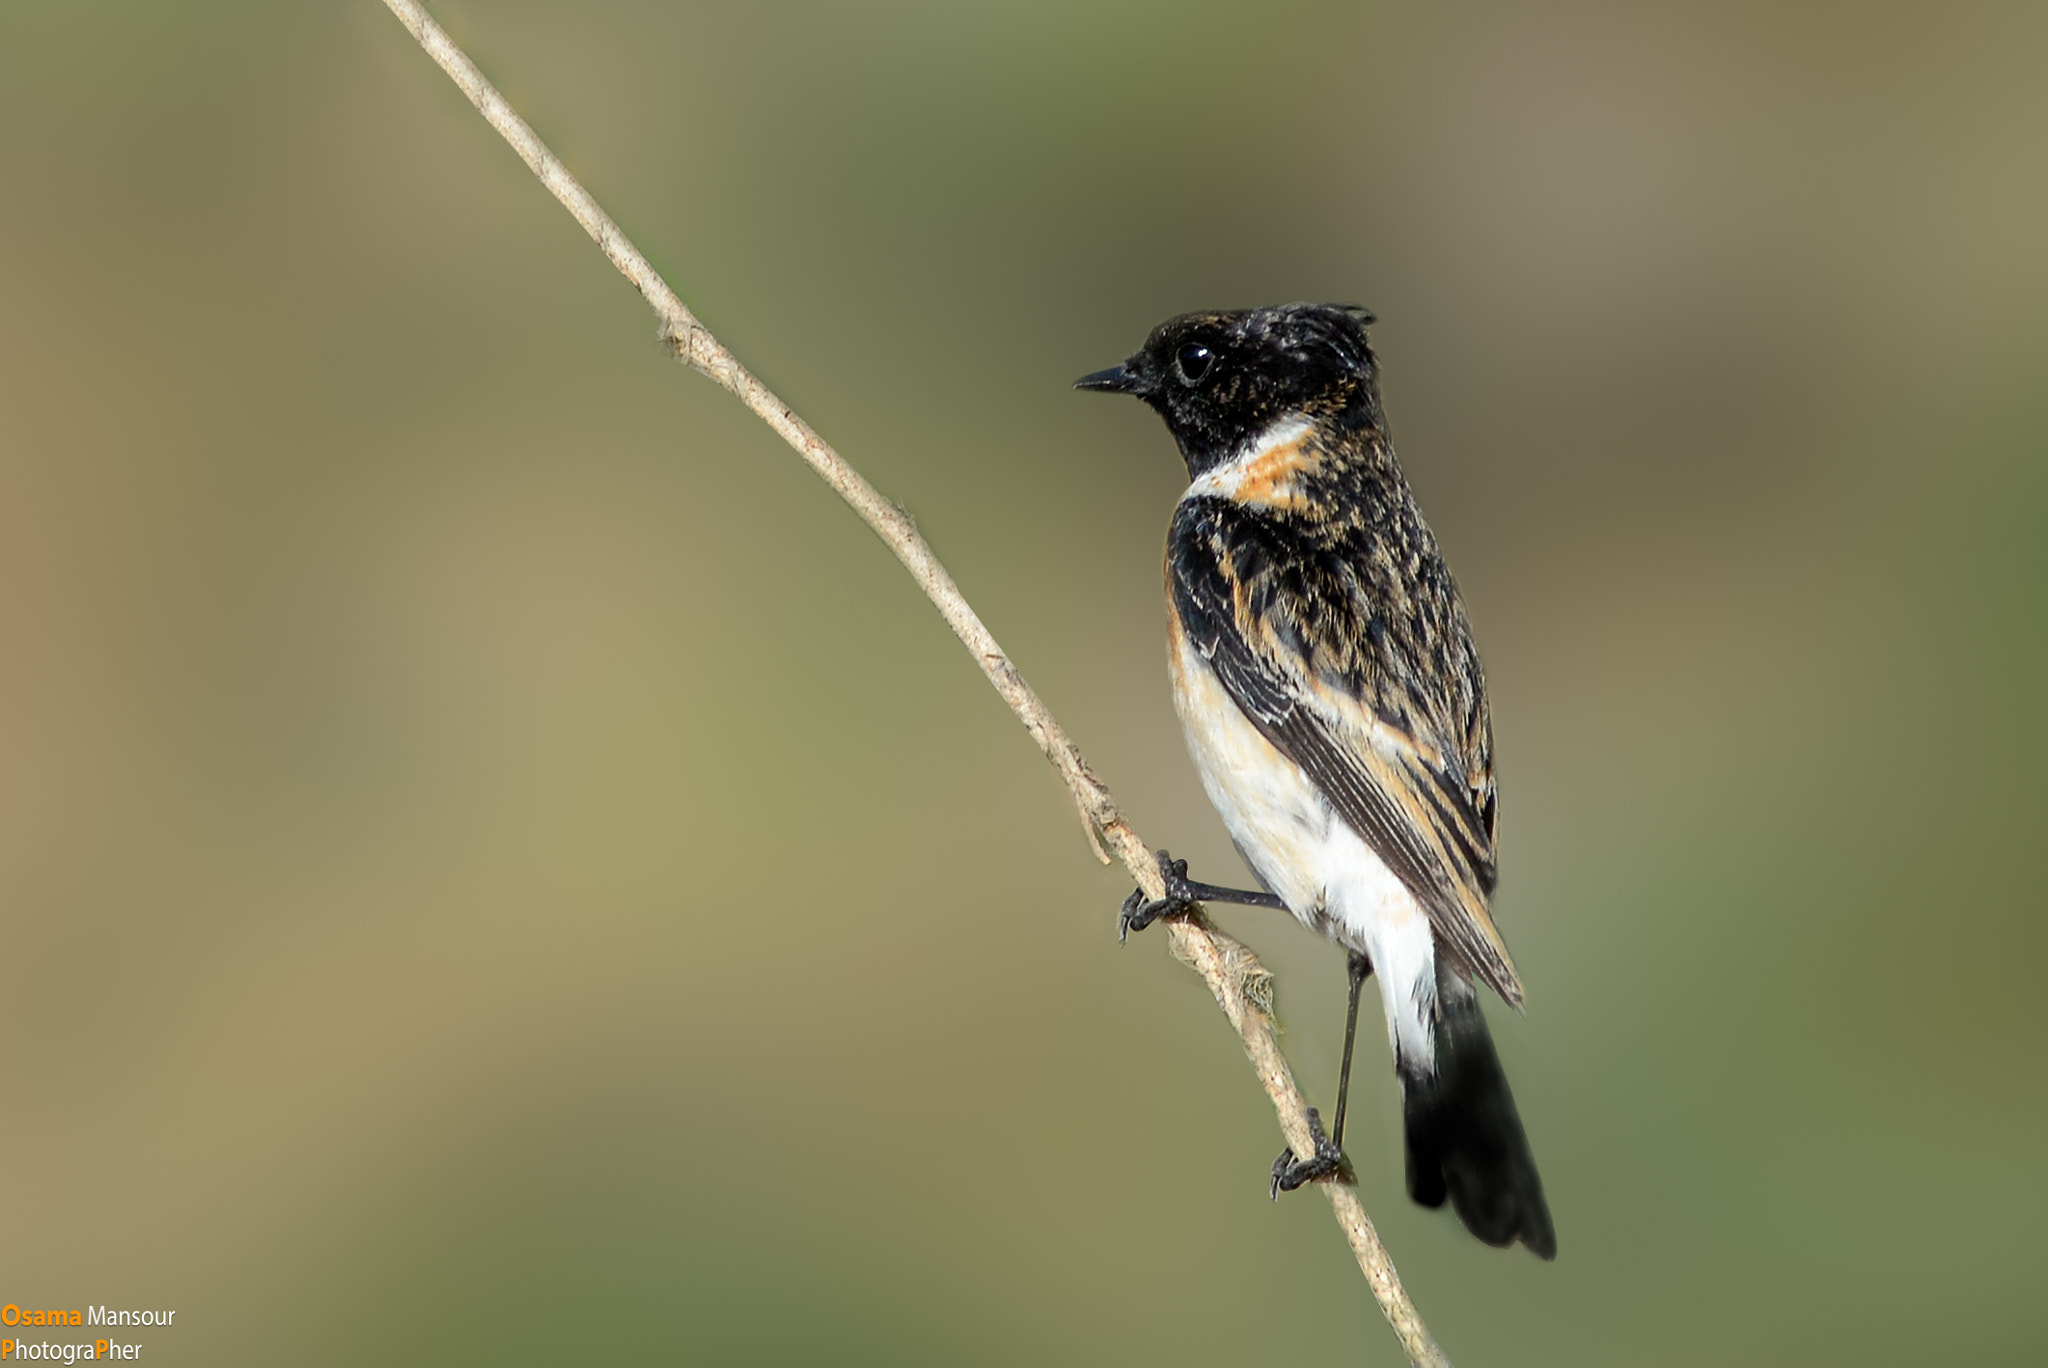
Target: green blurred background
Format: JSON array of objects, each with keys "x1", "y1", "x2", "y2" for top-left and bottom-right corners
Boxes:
[{"x1": 3, "y1": 1, "x2": 2044, "y2": 1363}]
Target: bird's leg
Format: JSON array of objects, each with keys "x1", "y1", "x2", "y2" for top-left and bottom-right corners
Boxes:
[
  {"x1": 1271, "y1": 950, "x2": 1372, "y2": 1197},
  {"x1": 1329, "y1": 949, "x2": 1371, "y2": 1147},
  {"x1": 1118, "y1": 849, "x2": 1287, "y2": 943}
]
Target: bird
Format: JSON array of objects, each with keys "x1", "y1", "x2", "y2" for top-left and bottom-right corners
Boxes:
[{"x1": 1076, "y1": 302, "x2": 1554, "y2": 1259}]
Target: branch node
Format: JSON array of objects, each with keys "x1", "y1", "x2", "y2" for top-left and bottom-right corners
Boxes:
[
  {"x1": 660, "y1": 318, "x2": 701, "y2": 371},
  {"x1": 1170, "y1": 920, "x2": 1277, "y2": 1021}
]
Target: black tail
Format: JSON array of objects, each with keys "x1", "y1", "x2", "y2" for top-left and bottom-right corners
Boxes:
[{"x1": 1400, "y1": 990, "x2": 1556, "y2": 1259}]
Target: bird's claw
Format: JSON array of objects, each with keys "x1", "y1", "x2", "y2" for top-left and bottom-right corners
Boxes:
[
  {"x1": 1118, "y1": 850, "x2": 1197, "y2": 942},
  {"x1": 1270, "y1": 1107, "x2": 1351, "y2": 1198}
]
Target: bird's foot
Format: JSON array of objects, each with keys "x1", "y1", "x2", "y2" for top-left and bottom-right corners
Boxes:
[
  {"x1": 1270, "y1": 1107, "x2": 1352, "y2": 1198},
  {"x1": 1118, "y1": 850, "x2": 1200, "y2": 943}
]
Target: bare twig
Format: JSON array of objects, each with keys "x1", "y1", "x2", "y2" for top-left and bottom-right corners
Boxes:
[{"x1": 378, "y1": 3, "x2": 1451, "y2": 1363}]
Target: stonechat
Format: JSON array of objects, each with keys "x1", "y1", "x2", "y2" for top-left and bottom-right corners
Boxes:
[{"x1": 1078, "y1": 303, "x2": 1554, "y2": 1258}]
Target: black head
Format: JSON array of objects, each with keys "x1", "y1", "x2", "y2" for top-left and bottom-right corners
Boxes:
[{"x1": 1075, "y1": 303, "x2": 1382, "y2": 476}]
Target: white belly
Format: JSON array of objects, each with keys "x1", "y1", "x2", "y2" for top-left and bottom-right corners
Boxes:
[{"x1": 1169, "y1": 625, "x2": 1441, "y2": 1070}]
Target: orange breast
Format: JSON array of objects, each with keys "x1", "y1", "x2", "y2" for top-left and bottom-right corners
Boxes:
[{"x1": 1245, "y1": 435, "x2": 1315, "y2": 507}]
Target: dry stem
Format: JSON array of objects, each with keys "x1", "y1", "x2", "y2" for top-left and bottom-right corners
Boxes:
[{"x1": 378, "y1": 3, "x2": 1450, "y2": 1363}]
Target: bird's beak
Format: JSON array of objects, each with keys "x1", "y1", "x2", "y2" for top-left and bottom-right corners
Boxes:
[{"x1": 1074, "y1": 363, "x2": 1140, "y2": 394}]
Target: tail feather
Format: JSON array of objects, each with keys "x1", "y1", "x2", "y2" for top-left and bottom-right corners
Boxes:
[{"x1": 1400, "y1": 988, "x2": 1555, "y2": 1259}]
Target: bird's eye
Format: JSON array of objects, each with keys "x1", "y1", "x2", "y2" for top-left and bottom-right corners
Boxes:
[{"x1": 1176, "y1": 343, "x2": 1214, "y2": 384}]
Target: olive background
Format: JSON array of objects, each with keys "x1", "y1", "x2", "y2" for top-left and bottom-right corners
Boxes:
[{"x1": 2, "y1": 2, "x2": 2044, "y2": 1364}]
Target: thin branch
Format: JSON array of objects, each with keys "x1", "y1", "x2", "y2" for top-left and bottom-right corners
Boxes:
[{"x1": 378, "y1": 3, "x2": 1451, "y2": 1363}]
